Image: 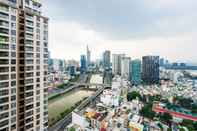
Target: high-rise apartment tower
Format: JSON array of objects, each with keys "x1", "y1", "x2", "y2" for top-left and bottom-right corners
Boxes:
[
  {"x1": 0, "y1": 0, "x2": 48, "y2": 131},
  {"x1": 142, "y1": 56, "x2": 159, "y2": 84}
]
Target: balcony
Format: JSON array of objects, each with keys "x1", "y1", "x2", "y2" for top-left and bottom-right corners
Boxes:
[
  {"x1": 0, "y1": 74, "x2": 9, "y2": 81},
  {"x1": 0, "y1": 20, "x2": 9, "y2": 29},
  {"x1": 25, "y1": 40, "x2": 33, "y2": 47},
  {"x1": 0, "y1": 51, "x2": 9, "y2": 58},
  {"x1": 0, "y1": 44, "x2": 9, "y2": 50},
  {"x1": 26, "y1": 20, "x2": 34, "y2": 27},
  {"x1": 0, "y1": 28, "x2": 9, "y2": 36},
  {"x1": 25, "y1": 14, "x2": 33, "y2": 21},
  {"x1": 0, "y1": 67, "x2": 9, "y2": 75},
  {"x1": 25, "y1": 27, "x2": 34, "y2": 34},
  {"x1": 25, "y1": 34, "x2": 33, "y2": 40},
  {"x1": 0, "y1": 59, "x2": 9, "y2": 65},
  {"x1": 0, "y1": 4, "x2": 9, "y2": 13},
  {"x1": 25, "y1": 47, "x2": 34, "y2": 52},
  {"x1": 0, "y1": 12, "x2": 9, "y2": 21},
  {"x1": 0, "y1": 36, "x2": 8, "y2": 43}
]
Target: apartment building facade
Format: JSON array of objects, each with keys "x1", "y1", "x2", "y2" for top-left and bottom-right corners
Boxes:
[{"x1": 0, "y1": 0, "x2": 48, "y2": 131}]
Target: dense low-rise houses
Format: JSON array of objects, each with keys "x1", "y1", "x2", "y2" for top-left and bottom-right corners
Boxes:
[
  {"x1": 66, "y1": 70, "x2": 197, "y2": 131},
  {"x1": 67, "y1": 76, "x2": 145, "y2": 131}
]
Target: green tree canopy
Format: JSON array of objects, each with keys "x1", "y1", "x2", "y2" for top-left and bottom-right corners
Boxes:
[
  {"x1": 140, "y1": 103, "x2": 155, "y2": 119},
  {"x1": 127, "y1": 91, "x2": 141, "y2": 101}
]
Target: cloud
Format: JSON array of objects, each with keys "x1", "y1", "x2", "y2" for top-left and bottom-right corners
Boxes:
[
  {"x1": 49, "y1": 21, "x2": 104, "y2": 60},
  {"x1": 43, "y1": 0, "x2": 197, "y2": 62},
  {"x1": 43, "y1": 0, "x2": 197, "y2": 40}
]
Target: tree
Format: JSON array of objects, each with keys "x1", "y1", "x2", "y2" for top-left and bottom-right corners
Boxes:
[
  {"x1": 140, "y1": 103, "x2": 155, "y2": 119},
  {"x1": 69, "y1": 127, "x2": 75, "y2": 131},
  {"x1": 191, "y1": 104, "x2": 197, "y2": 114},
  {"x1": 167, "y1": 128, "x2": 172, "y2": 131},
  {"x1": 160, "y1": 113, "x2": 172, "y2": 125},
  {"x1": 182, "y1": 119, "x2": 196, "y2": 131},
  {"x1": 149, "y1": 95, "x2": 161, "y2": 101},
  {"x1": 174, "y1": 96, "x2": 193, "y2": 109},
  {"x1": 127, "y1": 91, "x2": 141, "y2": 101}
]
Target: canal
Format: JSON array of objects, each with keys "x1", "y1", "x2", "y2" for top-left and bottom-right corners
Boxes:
[
  {"x1": 48, "y1": 89, "x2": 94, "y2": 125},
  {"x1": 48, "y1": 74, "x2": 103, "y2": 126}
]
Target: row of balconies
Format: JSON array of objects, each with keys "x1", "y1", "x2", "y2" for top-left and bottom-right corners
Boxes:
[
  {"x1": 0, "y1": 51, "x2": 9, "y2": 58},
  {"x1": 0, "y1": 35, "x2": 9, "y2": 43},
  {"x1": 0, "y1": 67, "x2": 9, "y2": 73},
  {"x1": 0, "y1": 20, "x2": 9, "y2": 28},
  {"x1": 0, "y1": 12, "x2": 9, "y2": 20},
  {"x1": 0, "y1": 44, "x2": 9, "y2": 50},
  {"x1": 0, "y1": 4, "x2": 9, "y2": 13}
]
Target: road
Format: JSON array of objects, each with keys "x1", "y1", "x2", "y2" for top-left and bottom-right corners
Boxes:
[
  {"x1": 48, "y1": 84, "x2": 108, "y2": 131},
  {"x1": 69, "y1": 82, "x2": 110, "y2": 87},
  {"x1": 48, "y1": 74, "x2": 88, "y2": 99}
]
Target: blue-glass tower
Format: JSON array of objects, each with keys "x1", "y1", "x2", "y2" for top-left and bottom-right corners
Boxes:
[
  {"x1": 80, "y1": 55, "x2": 87, "y2": 74},
  {"x1": 130, "y1": 59, "x2": 141, "y2": 85}
]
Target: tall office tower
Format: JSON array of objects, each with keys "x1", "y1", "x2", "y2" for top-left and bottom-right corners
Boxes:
[
  {"x1": 142, "y1": 56, "x2": 160, "y2": 84},
  {"x1": 103, "y1": 50, "x2": 110, "y2": 70},
  {"x1": 52, "y1": 59, "x2": 64, "y2": 72},
  {"x1": 80, "y1": 55, "x2": 87, "y2": 74},
  {"x1": 121, "y1": 57, "x2": 130, "y2": 79},
  {"x1": 0, "y1": 0, "x2": 48, "y2": 131},
  {"x1": 112, "y1": 54, "x2": 125, "y2": 75},
  {"x1": 86, "y1": 45, "x2": 90, "y2": 68},
  {"x1": 103, "y1": 69, "x2": 112, "y2": 86},
  {"x1": 159, "y1": 58, "x2": 164, "y2": 67},
  {"x1": 130, "y1": 59, "x2": 141, "y2": 85}
]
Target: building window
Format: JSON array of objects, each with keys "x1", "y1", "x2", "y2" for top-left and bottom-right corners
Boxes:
[{"x1": 11, "y1": 15, "x2": 16, "y2": 21}]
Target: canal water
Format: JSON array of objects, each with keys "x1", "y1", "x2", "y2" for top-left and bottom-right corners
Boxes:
[
  {"x1": 48, "y1": 74, "x2": 103, "y2": 125},
  {"x1": 48, "y1": 89, "x2": 94, "y2": 124}
]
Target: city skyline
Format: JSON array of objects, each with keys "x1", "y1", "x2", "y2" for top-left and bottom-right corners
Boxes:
[{"x1": 43, "y1": 0, "x2": 197, "y2": 63}]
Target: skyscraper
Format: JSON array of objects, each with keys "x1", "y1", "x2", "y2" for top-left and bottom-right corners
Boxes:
[
  {"x1": 0, "y1": 0, "x2": 48, "y2": 131},
  {"x1": 103, "y1": 50, "x2": 111, "y2": 70},
  {"x1": 130, "y1": 59, "x2": 141, "y2": 85},
  {"x1": 112, "y1": 54, "x2": 125, "y2": 75},
  {"x1": 142, "y1": 56, "x2": 160, "y2": 84},
  {"x1": 121, "y1": 57, "x2": 130, "y2": 79},
  {"x1": 80, "y1": 55, "x2": 87, "y2": 74},
  {"x1": 103, "y1": 69, "x2": 112, "y2": 86},
  {"x1": 86, "y1": 45, "x2": 91, "y2": 67},
  {"x1": 159, "y1": 58, "x2": 164, "y2": 67},
  {"x1": 52, "y1": 59, "x2": 65, "y2": 72}
]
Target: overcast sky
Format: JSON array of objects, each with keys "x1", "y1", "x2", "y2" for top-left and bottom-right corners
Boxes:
[{"x1": 42, "y1": 0, "x2": 197, "y2": 63}]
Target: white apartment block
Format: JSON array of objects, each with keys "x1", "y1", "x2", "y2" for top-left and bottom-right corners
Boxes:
[
  {"x1": 121, "y1": 57, "x2": 130, "y2": 79},
  {"x1": 0, "y1": 0, "x2": 48, "y2": 131},
  {"x1": 112, "y1": 54, "x2": 125, "y2": 75}
]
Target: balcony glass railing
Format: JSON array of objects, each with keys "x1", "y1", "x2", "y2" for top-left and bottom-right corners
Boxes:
[
  {"x1": 0, "y1": 59, "x2": 9, "y2": 65},
  {"x1": 0, "y1": 21, "x2": 9, "y2": 27},
  {"x1": 0, "y1": 44, "x2": 9, "y2": 50},
  {"x1": 0, "y1": 67, "x2": 9, "y2": 73},
  {"x1": 26, "y1": 15, "x2": 33, "y2": 20},
  {"x1": 0, "y1": 28, "x2": 9, "y2": 34},
  {"x1": 0, "y1": 51, "x2": 9, "y2": 57},
  {"x1": 25, "y1": 40, "x2": 33, "y2": 46},
  {"x1": 26, "y1": 21, "x2": 34, "y2": 26},
  {"x1": 25, "y1": 47, "x2": 33, "y2": 52},
  {"x1": 0, "y1": 36, "x2": 9, "y2": 43},
  {"x1": 0, "y1": 5, "x2": 9, "y2": 12},
  {"x1": 25, "y1": 34, "x2": 33, "y2": 39},
  {"x1": 26, "y1": 27, "x2": 33, "y2": 33},
  {"x1": 0, "y1": 13, "x2": 9, "y2": 20}
]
